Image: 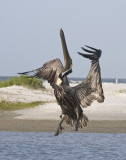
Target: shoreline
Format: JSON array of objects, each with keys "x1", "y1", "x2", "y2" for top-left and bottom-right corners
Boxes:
[{"x1": 0, "y1": 111, "x2": 126, "y2": 133}]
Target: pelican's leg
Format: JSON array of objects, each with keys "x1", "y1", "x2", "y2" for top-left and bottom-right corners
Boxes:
[
  {"x1": 54, "y1": 118, "x2": 64, "y2": 136},
  {"x1": 75, "y1": 105, "x2": 81, "y2": 131},
  {"x1": 59, "y1": 115, "x2": 64, "y2": 130},
  {"x1": 75, "y1": 114, "x2": 79, "y2": 131}
]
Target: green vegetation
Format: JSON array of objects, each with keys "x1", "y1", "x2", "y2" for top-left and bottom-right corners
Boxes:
[
  {"x1": 118, "y1": 89, "x2": 126, "y2": 93},
  {"x1": 0, "y1": 76, "x2": 44, "y2": 89},
  {"x1": 0, "y1": 101, "x2": 46, "y2": 110}
]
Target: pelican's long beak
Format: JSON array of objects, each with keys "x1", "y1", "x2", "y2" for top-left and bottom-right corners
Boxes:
[{"x1": 60, "y1": 29, "x2": 72, "y2": 74}]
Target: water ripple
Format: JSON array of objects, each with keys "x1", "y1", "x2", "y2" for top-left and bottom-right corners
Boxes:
[{"x1": 0, "y1": 132, "x2": 126, "y2": 160}]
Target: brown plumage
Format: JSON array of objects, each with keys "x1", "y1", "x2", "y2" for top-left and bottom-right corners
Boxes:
[{"x1": 18, "y1": 29, "x2": 104, "y2": 136}]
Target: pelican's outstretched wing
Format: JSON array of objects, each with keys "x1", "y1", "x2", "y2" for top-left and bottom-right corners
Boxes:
[
  {"x1": 18, "y1": 29, "x2": 72, "y2": 87},
  {"x1": 73, "y1": 45, "x2": 104, "y2": 108},
  {"x1": 18, "y1": 58, "x2": 69, "y2": 87}
]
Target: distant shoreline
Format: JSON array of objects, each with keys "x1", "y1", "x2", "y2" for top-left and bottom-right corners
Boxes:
[{"x1": 0, "y1": 76, "x2": 126, "y2": 83}]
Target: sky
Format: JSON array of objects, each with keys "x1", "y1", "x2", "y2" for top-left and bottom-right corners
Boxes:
[{"x1": 0, "y1": 0, "x2": 126, "y2": 78}]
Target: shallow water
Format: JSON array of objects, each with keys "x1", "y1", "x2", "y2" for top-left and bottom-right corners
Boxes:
[{"x1": 0, "y1": 132, "x2": 126, "y2": 160}]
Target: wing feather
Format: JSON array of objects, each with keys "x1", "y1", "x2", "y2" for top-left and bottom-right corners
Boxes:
[
  {"x1": 18, "y1": 58, "x2": 69, "y2": 87},
  {"x1": 74, "y1": 61, "x2": 104, "y2": 108},
  {"x1": 73, "y1": 46, "x2": 104, "y2": 108}
]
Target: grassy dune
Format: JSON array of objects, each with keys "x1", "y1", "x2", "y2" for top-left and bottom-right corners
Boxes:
[
  {"x1": 0, "y1": 76, "x2": 44, "y2": 89},
  {"x1": 0, "y1": 101, "x2": 47, "y2": 110}
]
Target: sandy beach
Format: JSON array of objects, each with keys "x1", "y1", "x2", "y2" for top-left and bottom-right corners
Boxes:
[{"x1": 0, "y1": 81, "x2": 126, "y2": 133}]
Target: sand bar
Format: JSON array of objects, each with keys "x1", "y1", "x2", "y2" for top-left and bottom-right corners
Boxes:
[{"x1": 0, "y1": 82, "x2": 126, "y2": 133}]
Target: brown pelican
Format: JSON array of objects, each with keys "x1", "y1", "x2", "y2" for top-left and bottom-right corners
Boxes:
[{"x1": 19, "y1": 29, "x2": 104, "y2": 136}]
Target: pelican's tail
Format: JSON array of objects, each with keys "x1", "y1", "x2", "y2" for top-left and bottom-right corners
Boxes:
[
  {"x1": 63, "y1": 112, "x2": 89, "y2": 129},
  {"x1": 78, "y1": 45, "x2": 102, "y2": 61}
]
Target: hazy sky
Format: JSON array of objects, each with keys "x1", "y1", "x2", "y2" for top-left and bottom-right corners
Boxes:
[{"x1": 0, "y1": 0, "x2": 126, "y2": 78}]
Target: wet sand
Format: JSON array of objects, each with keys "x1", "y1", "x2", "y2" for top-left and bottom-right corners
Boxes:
[{"x1": 0, "y1": 111, "x2": 126, "y2": 133}]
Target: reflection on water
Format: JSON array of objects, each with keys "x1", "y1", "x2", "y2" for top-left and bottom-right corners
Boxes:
[{"x1": 0, "y1": 132, "x2": 126, "y2": 160}]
